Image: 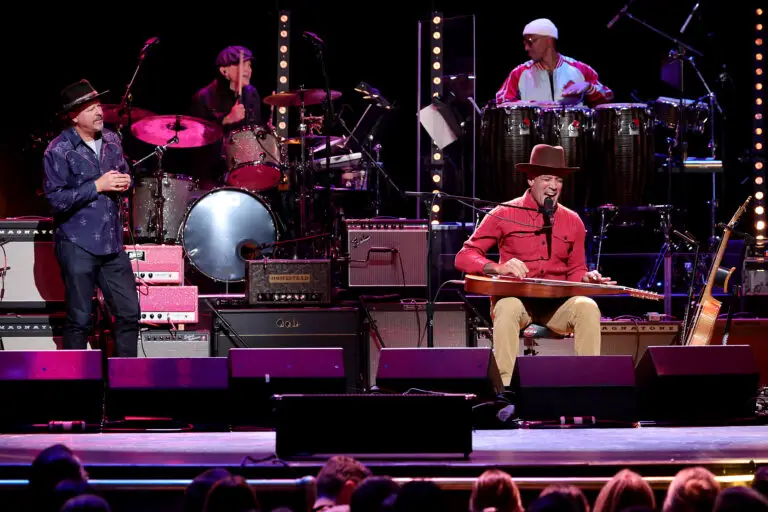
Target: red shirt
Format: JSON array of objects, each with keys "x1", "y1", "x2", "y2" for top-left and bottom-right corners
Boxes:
[{"x1": 454, "y1": 190, "x2": 588, "y2": 282}]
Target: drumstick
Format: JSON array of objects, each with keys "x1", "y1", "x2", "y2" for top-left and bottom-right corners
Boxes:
[{"x1": 236, "y1": 50, "x2": 244, "y2": 102}]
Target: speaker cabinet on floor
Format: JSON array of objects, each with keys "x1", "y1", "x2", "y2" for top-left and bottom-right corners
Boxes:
[
  {"x1": 106, "y1": 357, "x2": 230, "y2": 430},
  {"x1": 274, "y1": 393, "x2": 474, "y2": 459},
  {"x1": 375, "y1": 347, "x2": 504, "y2": 398},
  {"x1": 228, "y1": 348, "x2": 347, "y2": 428},
  {"x1": 511, "y1": 355, "x2": 637, "y2": 422},
  {"x1": 635, "y1": 345, "x2": 760, "y2": 423},
  {"x1": 0, "y1": 350, "x2": 103, "y2": 431}
]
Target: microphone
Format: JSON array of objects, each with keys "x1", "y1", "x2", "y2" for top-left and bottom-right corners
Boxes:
[
  {"x1": 141, "y1": 36, "x2": 160, "y2": 55},
  {"x1": 606, "y1": 0, "x2": 635, "y2": 29},
  {"x1": 303, "y1": 31, "x2": 325, "y2": 47},
  {"x1": 543, "y1": 197, "x2": 555, "y2": 222},
  {"x1": 679, "y1": 2, "x2": 700, "y2": 34}
]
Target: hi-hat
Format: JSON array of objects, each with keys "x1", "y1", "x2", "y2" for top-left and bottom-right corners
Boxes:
[
  {"x1": 101, "y1": 104, "x2": 156, "y2": 125},
  {"x1": 131, "y1": 115, "x2": 222, "y2": 148},
  {"x1": 263, "y1": 89, "x2": 342, "y2": 107}
]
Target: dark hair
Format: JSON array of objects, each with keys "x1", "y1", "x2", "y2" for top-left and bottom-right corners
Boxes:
[
  {"x1": 316, "y1": 456, "x2": 372, "y2": 500},
  {"x1": 203, "y1": 475, "x2": 259, "y2": 512},
  {"x1": 184, "y1": 468, "x2": 232, "y2": 512},
  {"x1": 61, "y1": 494, "x2": 111, "y2": 511},
  {"x1": 527, "y1": 493, "x2": 581, "y2": 512},
  {"x1": 392, "y1": 480, "x2": 446, "y2": 512},
  {"x1": 350, "y1": 476, "x2": 400, "y2": 512},
  {"x1": 470, "y1": 470, "x2": 522, "y2": 512},
  {"x1": 593, "y1": 469, "x2": 656, "y2": 512},
  {"x1": 29, "y1": 444, "x2": 86, "y2": 509},
  {"x1": 540, "y1": 485, "x2": 590, "y2": 512},
  {"x1": 713, "y1": 486, "x2": 768, "y2": 511}
]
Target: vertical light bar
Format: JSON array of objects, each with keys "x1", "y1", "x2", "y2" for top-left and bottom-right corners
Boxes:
[
  {"x1": 430, "y1": 11, "x2": 444, "y2": 224},
  {"x1": 276, "y1": 10, "x2": 290, "y2": 139},
  {"x1": 756, "y1": 8, "x2": 765, "y2": 248}
]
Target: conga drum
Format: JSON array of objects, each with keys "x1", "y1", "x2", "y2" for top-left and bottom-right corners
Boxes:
[{"x1": 592, "y1": 103, "x2": 655, "y2": 206}]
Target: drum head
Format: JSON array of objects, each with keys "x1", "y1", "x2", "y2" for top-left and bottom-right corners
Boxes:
[{"x1": 181, "y1": 188, "x2": 278, "y2": 282}]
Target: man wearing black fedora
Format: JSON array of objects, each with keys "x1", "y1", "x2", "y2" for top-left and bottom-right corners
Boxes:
[
  {"x1": 42, "y1": 79, "x2": 140, "y2": 357},
  {"x1": 455, "y1": 144, "x2": 612, "y2": 385}
]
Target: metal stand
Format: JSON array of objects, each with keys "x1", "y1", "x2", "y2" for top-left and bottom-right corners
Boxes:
[
  {"x1": 636, "y1": 206, "x2": 674, "y2": 318},
  {"x1": 132, "y1": 135, "x2": 179, "y2": 244}
]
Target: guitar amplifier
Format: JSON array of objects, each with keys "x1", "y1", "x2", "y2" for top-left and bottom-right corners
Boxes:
[
  {"x1": 126, "y1": 244, "x2": 184, "y2": 285},
  {"x1": 138, "y1": 329, "x2": 210, "y2": 357},
  {"x1": 0, "y1": 218, "x2": 65, "y2": 309},
  {"x1": 345, "y1": 219, "x2": 428, "y2": 287},
  {"x1": 137, "y1": 285, "x2": 198, "y2": 324},
  {"x1": 0, "y1": 313, "x2": 95, "y2": 350},
  {"x1": 245, "y1": 259, "x2": 331, "y2": 305}
]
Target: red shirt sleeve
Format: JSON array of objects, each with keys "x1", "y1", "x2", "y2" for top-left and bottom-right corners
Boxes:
[
  {"x1": 455, "y1": 208, "x2": 501, "y2": 275},
  {"x1": 565, "y1": 214, "x2": 589, "y2": 282},
  {"x1": 495, "y1": 64, "x2": 526, "y2": 104},
  {"x1": 570, "y1": 60, "x2": 613, "y2": 107}
]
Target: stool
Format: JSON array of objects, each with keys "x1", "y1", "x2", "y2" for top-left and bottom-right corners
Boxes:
[{"x1": 521, "y1": 323, "x2": 572, "y2": 356}]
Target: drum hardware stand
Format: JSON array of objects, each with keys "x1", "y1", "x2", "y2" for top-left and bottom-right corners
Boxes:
[
  {"x1": 674, "y1": 229, "x2": 700, "y2": 344},
  {"x1": 133, "y1": 135, "x2": 179, "y2": 244},
  {"x1": 404, "y1": 191, "x2": 539, "y2": 348},
  {"x1": 636, "y1": 206, "x2": 674, "y2": 318},
  {"x1": 116, "y1": 37, "x2": 159, "y2": 137}
]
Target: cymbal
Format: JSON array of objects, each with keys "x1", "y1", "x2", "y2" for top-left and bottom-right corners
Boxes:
[
  {"x1": 283, "y1": 135, "x2": 343, "y2": 146},
  {"x1": 263, "y1": 89, "x2": 342, "y2": 107},
  {"x1": 101, "y1": 104, "x2": 156, "y2": 125},
  {"x1": 130, "y1": 115, "x2": 222, "y2": 148}
]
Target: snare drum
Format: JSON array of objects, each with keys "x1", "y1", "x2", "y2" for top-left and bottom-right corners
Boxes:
[
  {"x1": 223, "y1": 125, "x2": 285, "y2": 192},
  {"x1": 652, "y1": 97, "x2": 710, "y2": 134},
  {"x1": 132, "y1": 173, "x2": 199, "y2": 243},
  {"x1": 592, "y1": 103, "x2": 655, "y2": 206}
]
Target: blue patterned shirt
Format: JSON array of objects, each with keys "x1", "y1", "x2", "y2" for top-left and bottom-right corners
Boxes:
[{"x1": 42, "y1": 127, "x2": 130, "y2": 256}]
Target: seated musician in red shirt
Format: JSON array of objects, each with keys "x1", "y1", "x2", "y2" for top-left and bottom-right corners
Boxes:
[{"x1": 455, "y1": 144, "x2": 614, "y2": 386}]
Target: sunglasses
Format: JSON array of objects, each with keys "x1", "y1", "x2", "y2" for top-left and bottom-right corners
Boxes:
[{"x1": 523, "y1": 36, "x2": 543, "y2": 47}]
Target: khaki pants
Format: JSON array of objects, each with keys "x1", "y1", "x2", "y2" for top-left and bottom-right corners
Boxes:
[{"x1": 491, "y1": 296, "x2": 602, "y2": 386}]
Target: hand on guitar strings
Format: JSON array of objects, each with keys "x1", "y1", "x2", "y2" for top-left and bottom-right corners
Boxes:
[
  {"x1": 582, "y1": 270, "x2": 617, "y2": 285},
  {"x1": 485, "y1": 258, "x2": 529, "y2": 278}
]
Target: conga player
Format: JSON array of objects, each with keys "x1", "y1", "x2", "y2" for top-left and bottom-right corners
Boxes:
[{"x1": 495, "y1": 18, "x2": 613, "y2": 107}]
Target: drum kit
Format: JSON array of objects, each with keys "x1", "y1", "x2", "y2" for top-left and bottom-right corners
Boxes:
[
  {"x1": 123, "y1": 87, "x2": 373, "y2": 284},
  {"x1": 478, "y1": 97, "x2": 713, "y2": 210}
]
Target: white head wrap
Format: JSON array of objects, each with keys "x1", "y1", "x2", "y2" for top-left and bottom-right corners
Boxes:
[{"x1": 523, "y1": 18, "x2": 558, "y2": 39}]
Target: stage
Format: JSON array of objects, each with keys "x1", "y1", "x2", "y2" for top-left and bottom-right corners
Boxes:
[{"x1": 0, "y1": 426, "x2": 766, "y2": 481}]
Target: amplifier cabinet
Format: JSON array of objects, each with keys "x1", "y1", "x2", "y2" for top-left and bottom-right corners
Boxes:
[
  {"x1": 0, "y1": 219, "x2": 65, "y2": 309},
  {"x1": 246, "y1": 259, "x2": 332, "y2": 305},
  {"x1": 0, "y1": 314, "x2": 94, "y2": 350},
  {"x1": 600, "y1": 321, "x2": 680, "y2": 363},
  {"x1": 345, "y1": 219, "x2": 427, "y2": 287},
  {"x1": 366, "y1": 302, "x2": 472, "y2": 386},
  {"x1": 212, "y1": 307, "x2": 363, "y2": 392}
]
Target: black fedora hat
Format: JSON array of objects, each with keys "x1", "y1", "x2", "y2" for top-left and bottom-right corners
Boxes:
[{"x1": 58, "y1": 79, "x2": 109, "y2": 115}]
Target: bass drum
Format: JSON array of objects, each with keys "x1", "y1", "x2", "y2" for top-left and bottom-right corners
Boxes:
[{"x1": 181, "y1": 187, "x2": 279, "y2": 282}]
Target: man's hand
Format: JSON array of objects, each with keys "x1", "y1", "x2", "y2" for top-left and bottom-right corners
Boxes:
[
  {"x1": 223, "y1": 103, "x2": 246, "y2": 125},
  {"x1": 582, "y1": 270, "x2": 617, "y2": 285},
  {"x1": 95, "y1": 170, "x2": 131, "y2": 193},
  {"x1": 486, "y1": 258, "x2": 529, "y2": 278},
  {"x1": 562, "y1": 81, "x2": 591, "y2": 97}
]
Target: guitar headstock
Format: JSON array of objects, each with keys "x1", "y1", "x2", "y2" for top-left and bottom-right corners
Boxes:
[
  {"x1": 628, "y1": 289, "x2": 664, "y2": 300},
  {"x1": 727, "y1": 196, "x2": 752, "y2": 230}
]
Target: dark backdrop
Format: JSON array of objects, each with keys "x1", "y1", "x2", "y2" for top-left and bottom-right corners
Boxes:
[{"x1": 0, "y1": 0, "x2": 759, "y2": 243}]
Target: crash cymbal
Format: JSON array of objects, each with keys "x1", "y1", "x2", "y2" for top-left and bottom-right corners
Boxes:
[
  {"x1": 101, "y1": 104, "x2": 156, "y2": 125},
  {"x1": 283, "y1": 135, "x2": 344, "y2": 146},
  {"x1": 263, "y1": 89, "x2": 342, "y2": 107},
  {"x1": 131, "y1": 115, "x2": 222, "y2": 148}
]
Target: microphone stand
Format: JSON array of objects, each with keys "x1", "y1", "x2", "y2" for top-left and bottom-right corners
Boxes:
[
  {"x1": 133, "y1": 135, "x2": 179, "y2": 244},
  {"x1": 118, "y1": 46, "x2": 151, "y2": 136},
  {"x1": 308, "y1": 39, "x2": 333, "y2": 175},
  {"x1": 674, "y1": 230, "x2": 700, "y2": 344},
  {"x1": 404, "y1": 191, "x2": 540, "y2": 348}
]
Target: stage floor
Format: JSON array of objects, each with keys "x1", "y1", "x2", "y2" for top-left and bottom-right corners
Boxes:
[{"x1": 1, "y1": 426, "x2": 767, "y2": 481}]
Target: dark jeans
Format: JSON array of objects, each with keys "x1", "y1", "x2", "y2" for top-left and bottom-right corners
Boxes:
[{"x1": 55, "y1": 239, "x2": 140, "y2": 357}]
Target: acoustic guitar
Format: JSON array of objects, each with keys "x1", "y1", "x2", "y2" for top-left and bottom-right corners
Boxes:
[
  {"x1": 684, "y1": 196, "x2": 752, "y2": 346},
  {"x1": 464, "y1": 274, "x2": 663, "y2": 300}
]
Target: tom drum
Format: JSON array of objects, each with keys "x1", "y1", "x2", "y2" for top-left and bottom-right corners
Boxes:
[{"x1": 224, "y1": 125, "x2": 285, "y2": 192}]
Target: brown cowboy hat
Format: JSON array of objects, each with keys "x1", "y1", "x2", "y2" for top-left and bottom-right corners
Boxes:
[{"x1": 515, "y1": 144, "x2": 580, "y2": 177}]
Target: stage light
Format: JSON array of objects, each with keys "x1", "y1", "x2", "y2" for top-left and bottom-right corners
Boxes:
[
  {"x1": 759, "y1": 8, "x2": 764, "y2": 15},
  {"x1": 759, "y1": 38, "x2": 765, "y2": 45},
  {"x1": 760, "y1": 24, "x2": 765, "y2": 30},
  {"x1": 758, "y1": 162, "x2": 764, "y2": 170},
  {"x1": 758, "y1": 192, "x2": 764, "y2": 200},
  {"x1": 757, "y1": 221, "x2": 765, "y2": 230},
  {"x1": 757, "y1": 206, "x2": 765, "y2": 215},
  {"x1": 275, "y1": 10, "x2": 291, "y2": 139},
  {"x1": 429, "y1": 10, "x2": 444, "y2": 224},
  {"x1": 759, "y1": 69, "x2": 764, "y2": 75}
]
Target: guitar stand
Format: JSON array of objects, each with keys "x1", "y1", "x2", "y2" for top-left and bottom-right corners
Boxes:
[{"x1": 721, "y1": 284, "x2": 741, "y2": 345}]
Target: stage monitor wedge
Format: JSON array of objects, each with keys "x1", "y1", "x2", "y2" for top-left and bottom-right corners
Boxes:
[
  {"x1": 0, "y1": 350, "x2": 103, "y2": 432},
  {"x1": 635, "y1": 345, "x2": 760, "y2": 423},
  {"x1": 511, "y1": 355, "x2": 637, "y2": 422},
  {"x1": 375, "y1": 347, "x2": 504, "y2": 398}
]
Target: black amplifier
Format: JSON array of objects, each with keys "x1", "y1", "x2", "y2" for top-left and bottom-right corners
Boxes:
[
  {"x1": 212, "y1": 307, "x2": 363, "y2": 391},
  {"x1": 246, "y1": 259, "x2": 332, "y2": 305}
]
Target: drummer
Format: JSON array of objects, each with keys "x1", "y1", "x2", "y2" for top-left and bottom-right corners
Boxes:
[
  {"x1": 495, "y1": 18, "x2": 613, "y2": 108},
  {"x1": 190, "y1": 45, "x2": 264, "y2": 132}
]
